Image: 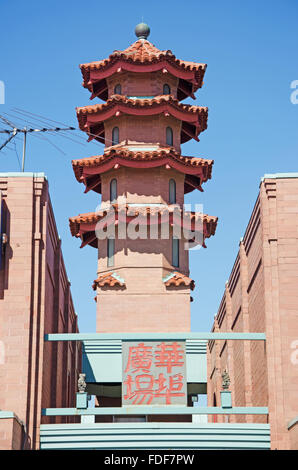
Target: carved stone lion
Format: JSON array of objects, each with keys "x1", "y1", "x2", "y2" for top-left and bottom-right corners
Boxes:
[
  {"x1": 78, "y1": 373, "x2": 86, "y2": 393},
  {"x1": 222, "y1": 369, "x2": 230, "y2": 390}
]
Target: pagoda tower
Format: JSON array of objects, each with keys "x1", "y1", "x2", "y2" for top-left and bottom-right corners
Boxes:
[{"x1": 69, "y1": 24, "x2": 217, "y2": 333}]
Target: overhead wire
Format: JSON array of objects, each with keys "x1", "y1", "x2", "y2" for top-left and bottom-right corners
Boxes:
[
  {"x1": 4, "y1": 110, "x2": 86, "y2": 147},
  {"x1": 0, "y1": 115, "x2": 16, "y2": 128},
  {"x1": 2, "y1": 111, "x2": 68, "y2": 156},
  {"x1": 30, "y1": 131, "x2": 67, "y2": 155},
  {"x1": 10, "y1": 106, "x2": 119, "y2": 146},
  {"x1": 0, "y1": 103, "x2": 130, "y2": 163},
  {"x1": 12, "y1": 139, "x2": 21, "y2": 170},
  {"x1": 13, "y1": 107, "x2": 74, "y2": 128},
  {"x1": 0, "y1": 131, "x2": 17, "y2": 151},
  {"x1": 0, "y1": 110, "x2": 79, "y2": 157},
  {"x1": 12, "y1": 107, "x2": 102, "y2": 148}
]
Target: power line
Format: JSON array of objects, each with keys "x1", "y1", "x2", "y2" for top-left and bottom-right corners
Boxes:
[
  {"x1": 46, "y1": 130, "x2": 87, "y2": 147},
  {"x1": 0, "y1": 129, "x2": 17, "y2": 151},
  {"x1": 13, "y1": 139, "x2": 21, "y2": 170},
  {"x1": 11, "y1": 106, "x2": 122, "y2": 147},
  {"x1": 0, "y1": 106, "x2": 127, "y2": 172},
  {"x1": 30, "y1": 131, "x2": 67, "y2": 155},
  {"x1": 13, "y1": 107, "x2": 73, "y2": 128},
  {"x1": 11, "y1": 106, "x2": 118, "y2": 146},
  {"x1": 0, "y1": 113, "x2": 76, "y2": 170},
  {"x1": 4, "y1": 110, "x2": 89, "y2": 148},
  {"x1": 0, "y1": 115, "x2": 15, "y2": 129},
  {"x1": 11, "y1": 107, "x2": 103, "y2": 148}
]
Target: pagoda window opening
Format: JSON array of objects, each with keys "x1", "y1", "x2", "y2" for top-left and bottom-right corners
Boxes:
[
  {"x1": 110, "y1": 178, "x2": 118, "y2": 202},
  {"x1": 166, "y1": 127, "x2": 173, "y2": 146},
  {"x1": 163, "y1": 83, "x2": 171, "y2": 95},
  {"x1": 107, "y1": 238, "x2": 115, "y2": 267},
  {"x1": 112, "y1": 126, "x2": 119, "y2": 145},
  {"x1": 172, "y1": 237, "x2": 179, "y2": 268},
  {"x1": 169, "y1": 179, "x2": 176, "y2": 204},
  {"x1": 114, "y1": 84, "x2": 122, "y2": 95}
]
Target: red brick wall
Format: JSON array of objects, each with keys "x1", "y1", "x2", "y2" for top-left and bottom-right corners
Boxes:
[
  {"x1": 208, "y1": 176, "x2": 298, "y2": 449},
  {"x1": 0, "y1": 416, "x2": 25, "y2": 450},
  {"x1": 261, "y1": 177, "x2": 298, "y2": 449},
  {"x1": 0, "y1": 175, "x2": 80, "y2": 448},
  {"x1": 107, "y1": 71, "x2": 178, "y2": 100},
  {"x1": 101, "y1": 167, "x2": 185, "y2": 206},
  {"x1": 104, "y1": 114, "x2": 182, "y2": 152},
  {"x1": 42, "y1": 202, "x2": 81, "y2": 427}
]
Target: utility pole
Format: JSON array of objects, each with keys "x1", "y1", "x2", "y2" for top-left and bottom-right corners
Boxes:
[
  {"x1": 22, "y1": 127, "x2": 27, "y2": 172},
  {"x1": 0, "y1": 115, "x2": 76, "y2": 171}
]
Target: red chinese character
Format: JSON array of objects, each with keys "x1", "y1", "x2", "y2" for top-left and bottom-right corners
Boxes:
[
  {"x1": 125, "y1": 342, "x2": 153, "y2": 373},
  {"x1": 123, "y1": 372, "x2": 186, "y2": 406},
  {"x1": 123, "y1": 373, "x2": 155, "y2": 404},
  {"x1": 154, "y1": 342, "x2": 184, "y2": 373},
  {"x1": 154, "y1": 373, "x2": 185, "y2": 405}
]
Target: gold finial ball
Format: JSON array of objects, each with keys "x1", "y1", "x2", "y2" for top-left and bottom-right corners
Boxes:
[{"x1": 135, "y1": 22, "x2": 150, "y2": 40}]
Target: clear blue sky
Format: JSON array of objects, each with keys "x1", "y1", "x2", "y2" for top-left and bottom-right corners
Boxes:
[{"x1": 0, "y1": 0, "x2": 297, "y2": 332}]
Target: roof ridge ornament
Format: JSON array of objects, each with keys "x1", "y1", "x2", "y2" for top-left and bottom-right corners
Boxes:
[{"x1": 135, "y1": 22, "x2": 150, "y2": 40}]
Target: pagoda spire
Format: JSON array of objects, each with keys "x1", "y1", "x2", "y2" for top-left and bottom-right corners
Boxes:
[{"x1": 134, "y1": 22, "x2": 150, "y2": 40}]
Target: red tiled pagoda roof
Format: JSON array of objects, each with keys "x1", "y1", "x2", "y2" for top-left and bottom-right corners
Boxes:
[
  {"x1": 72, "y1": 147, "x2": 213, "y2": 195},
  {"x1": 80, "y1": 39, "x2": 207, "y2": 101},
  {"x1": 76, "y1": 95, "x2": 208, "y2": 145},
  {"x1": 69, "y1": 205, "x2": 218, "y2": 249}
]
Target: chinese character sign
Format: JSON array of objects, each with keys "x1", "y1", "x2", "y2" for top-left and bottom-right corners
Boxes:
[{"x1": 122, "y1": 341, "x2": 187, "y2": 406}]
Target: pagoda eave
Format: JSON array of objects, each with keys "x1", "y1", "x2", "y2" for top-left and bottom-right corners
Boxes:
[
  {"x1": 76, "y1": 96, "x2": 208, "y2": 144},
  {"x1": 76, "y1": 98, "x2": 207, "y2": 127},
  {"x1": 72, "y1": 152, "x2": 213, "y2": 176},
  {"x1": 82, "y1": 59, "x2": 205, "y2": 85},
  {"x1": 80, "y1": 40, "x2": 207, "y2": 101},
  {"x1": 72, "y1": 150, "x2": 213, "y2": 195},
  {"x1": 69, "y1": 208, "x2": 218, "y2": 249}
]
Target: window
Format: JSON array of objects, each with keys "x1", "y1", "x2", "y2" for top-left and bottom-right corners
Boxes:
[
  {"x1": 172, "y1": 237, "x2": 179, "y2": 268},
  {"x1": 166, "y1": 126, "x2": 173, "y2": 146},
  {"x1": 169, "y1": 179, "x2": 176, "y2": 204},
  {"x1": 110, "y1": 179, "x2": 117, "y2": 202},
  {"x1": 114, "y1": 84, "x2": 122, "y2": 94},
  {"x1": 107, "y1": 239, "x2": 115, "y2": 267},
  {"x1": 112, "y1": 126, "x2": 119, "y2": 145},
  {"x1": 163, "y1": 83, "x2": 171, "y2": 95}
]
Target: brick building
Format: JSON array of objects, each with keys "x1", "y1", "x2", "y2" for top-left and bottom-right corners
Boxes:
[
  {"x1": 37, "y1": 24, "x2": 272, "y2": 450},
  {"x1": 208, "y1": 173, "x2": 298, "y2": 450},
  {"x1": 2, "y1": 24, "x2": 296, "y2": 451},
  {"x1": 0, "y1": 172, "x2": 80, "y2": 450}
]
